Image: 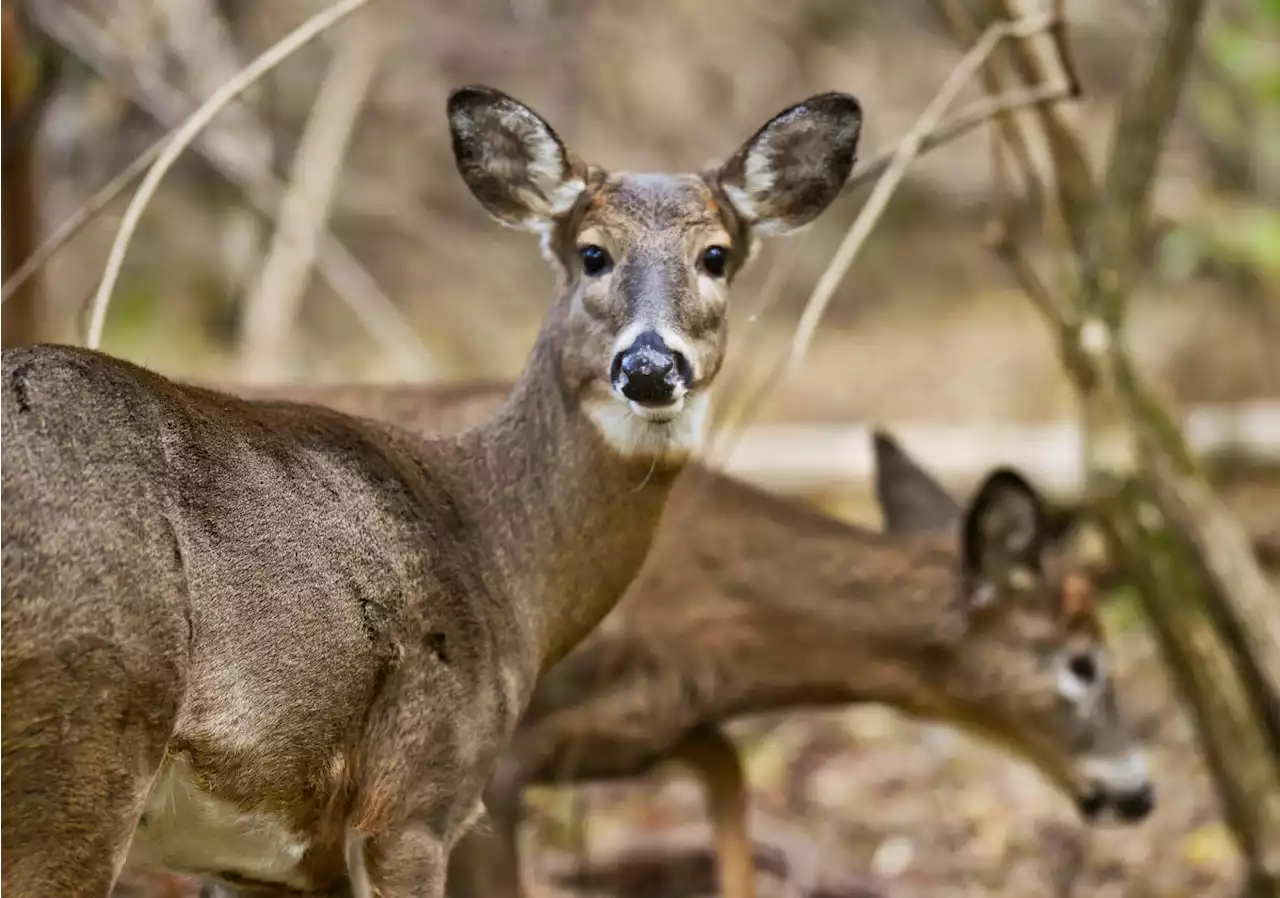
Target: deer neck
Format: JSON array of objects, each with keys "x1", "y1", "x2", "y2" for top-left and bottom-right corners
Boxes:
[{"x1": 436, "y1": 308, "x2": 690, "y2": 683}]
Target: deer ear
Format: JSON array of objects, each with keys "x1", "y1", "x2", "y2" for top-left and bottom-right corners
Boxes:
[
  {"x1": 872, "y1": 430, "x2": 963, "y2": 535},
  {"x1": 715, "y1": 92, "x2": 862, "y2": 235},
  {"x1": 447, "y1": 85, "x2": 585, "y2": 231},
  {"x1": 960, "y1": 468, "x2": 1049, "y2": 606}
]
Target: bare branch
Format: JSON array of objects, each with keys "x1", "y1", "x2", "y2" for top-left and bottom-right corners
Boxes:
[
  {"x1": 237, "y1": 25, "x2": 382, "y2": 383},
  {"x1": 82, "y1": 0, "x2": 377, "y2": 349}
]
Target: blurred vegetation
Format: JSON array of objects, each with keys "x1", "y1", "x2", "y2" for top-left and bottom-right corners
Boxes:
[{"x1": 1160, "y1": 0, "x2": 1280, "y2": 294}]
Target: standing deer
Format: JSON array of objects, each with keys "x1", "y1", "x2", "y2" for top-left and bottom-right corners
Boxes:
[
  {"x1": 171, "y1": 383, "x2": 1153, "y2": 898},
  {"x1": 1, "y1": 84, "x2": 862, "y2": 898}
]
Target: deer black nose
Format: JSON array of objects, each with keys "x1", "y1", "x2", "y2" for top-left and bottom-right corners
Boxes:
[
  {"x1": 1075, "y1": 789, "x2": 1107, "y2": 822},
  {"x1": 1075, "y1": 782, "x2": 1155, "y2": 824},
  {"x1": 1113, "y1": 783, "x2": 1155, "y2": 822},
  {"x1": 612, "y1": 330, "x2": 689, "y2": 405}
]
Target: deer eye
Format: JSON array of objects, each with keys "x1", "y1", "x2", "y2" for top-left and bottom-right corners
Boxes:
[
  {"x1": 701, "y1": 245, "x2": 730, "y2": 277},
  {"x1": 579, "y1": 245, "x2": 613, "y2": 276},
  {"x1": 1067, "y1": 652, "x2": 1097, "y2": 684}
]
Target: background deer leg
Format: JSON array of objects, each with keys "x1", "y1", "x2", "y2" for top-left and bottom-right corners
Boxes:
[{"x1": 670, "y1": 725, "x2": 757, "y2": 898}]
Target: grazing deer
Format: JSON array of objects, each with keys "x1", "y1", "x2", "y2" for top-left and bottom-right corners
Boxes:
[
  {"x1": 179, "y1": 380, "x2": 1153, "y2": 898},
  {"x1": 1, "y1": 84, "x2": 862, "y2": 898}
]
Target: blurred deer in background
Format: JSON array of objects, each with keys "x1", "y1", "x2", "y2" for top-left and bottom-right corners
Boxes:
[
  {"x1": 2, "y1": 85, "x2": 862, "y2": 898},
  {"x1": 183, "y1": 382, "x2": 1153, "y2": 898}
]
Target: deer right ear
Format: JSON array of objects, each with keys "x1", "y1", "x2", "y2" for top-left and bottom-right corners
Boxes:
[
  {"x1": 872, "y1": 430, "x2": 963, "y2": 535},
  {"x1": 447, "y1": 85, "x2": 585, "y2": 231},
  {"x1": 715, "y1": 92, "x2": 862, "y2": 235},
  {"x1": 960, "y1": 468, "x2": 1050, "y2": 607}
]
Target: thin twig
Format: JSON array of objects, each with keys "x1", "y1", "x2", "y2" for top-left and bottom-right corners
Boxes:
[
  {"x1": 85, "y1": 0, "x2": 376, "y2": 350},
  {"x1": 238, "y1": 25, "x2": 381, "y2": 382},
  {"x1": 785, "y1": 13, "x2": 1054, "y2": 376}
]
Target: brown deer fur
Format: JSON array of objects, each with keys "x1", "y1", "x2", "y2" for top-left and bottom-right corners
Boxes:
[
  {"x1": 188, "y1": 382, "x2": 1154, "y2": 898},
  {"x1": 0, "y1": 86, "x2": 861, "y2": 898}
]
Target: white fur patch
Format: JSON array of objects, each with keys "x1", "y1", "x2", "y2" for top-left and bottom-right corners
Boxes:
[
  {"x1": 126, "y1": 755, "x2": 309, "y2": 887},
  {"x1": 585, "y1": 389, "x2": 710, "y2": 460},
  {"x1": 721, "y1": 182, "x2": 759, "y2": 224},
  {"x1": 1055, "y1": 651, "x2": 1109, "y2": 709},
  {"x1": 1082, "y1": 749, "x2": 1151, "y2": 794},
  {"x1": 721, "y1": 148, "x2": 777, "y2": 224}
]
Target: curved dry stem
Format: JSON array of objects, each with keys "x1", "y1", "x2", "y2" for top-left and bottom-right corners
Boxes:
[{"x1": 84, "y1": 0, "x2": 375, "y2": 349}]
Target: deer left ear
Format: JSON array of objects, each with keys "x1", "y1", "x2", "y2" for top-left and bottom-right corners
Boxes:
[
  {"x1": 447, "y1": 84, "x2": 586, "y2": 231},
  {"x1": 959, "y1": 468, "x2": 1050, "y2": 606},
  {"x1": 715, "y1": 92, "x2": 862, "y2": 235}
]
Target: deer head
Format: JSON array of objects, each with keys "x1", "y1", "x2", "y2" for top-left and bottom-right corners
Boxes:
[
  {"x1": 447, "y1": 86, "x2": 861, "y2": 458},
  {"x1": 874, "y1": 432, "x2": 1154, "y2": 824}
]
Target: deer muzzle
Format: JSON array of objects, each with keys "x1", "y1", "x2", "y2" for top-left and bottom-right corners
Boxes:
[{"x1": 1076, "y1": 750, "x2": 1155, "y2": 824}]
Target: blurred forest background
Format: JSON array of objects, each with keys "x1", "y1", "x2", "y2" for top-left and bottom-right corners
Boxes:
[{"x1": 4, "y1": 0, "x2": 1280, "y2": 896}]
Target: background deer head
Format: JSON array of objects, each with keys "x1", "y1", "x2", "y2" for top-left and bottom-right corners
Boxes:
[{"x1": 874, "y1": 432, "x2": 1154, "y2": 823}]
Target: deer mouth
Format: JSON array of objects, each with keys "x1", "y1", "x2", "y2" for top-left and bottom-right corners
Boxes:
[{"x1": 624, "y1": 393, "x2": 687, "y2": 423}]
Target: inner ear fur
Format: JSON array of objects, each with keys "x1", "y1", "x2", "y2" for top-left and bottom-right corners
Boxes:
[
  {"x1": 961, "y1": 467, "x2": 1050, "y2": 582},
  {"x1": 714, "y1": 91, "x2": 862, "y2": 235}
]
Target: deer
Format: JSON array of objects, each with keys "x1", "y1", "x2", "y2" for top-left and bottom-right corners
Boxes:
[
  {"x1": 162, "y1": 380, "x2": 1153, "y2": 898},
  {"x1": 0, "y1": 84, "x2": 863, "y2": 898}
]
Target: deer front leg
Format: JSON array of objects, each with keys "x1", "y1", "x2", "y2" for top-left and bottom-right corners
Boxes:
[{"x1": 670, "y1": 725, "x2": 757, "y2": 898}]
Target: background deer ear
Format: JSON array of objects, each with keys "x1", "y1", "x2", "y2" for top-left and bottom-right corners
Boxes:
[
  {"x1": 447, "y1": 85, "x2": 585, "y2": 231},
  {"x1": 872, "y1": 429, "x2": 963, "y2": 535},
  {"x1": 960, "y1": 468, "x2": 1049, "y2": 604},
  {"x1": 715, "y1": 92, "x2": 862, "y2": 235}
]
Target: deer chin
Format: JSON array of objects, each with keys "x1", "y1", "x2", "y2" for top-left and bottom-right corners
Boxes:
[
  {"x1": 627, "y1": 394, "x2": 685, "y2": 423},
  {"x1": 584, "y1": 390, "x2": 708, "y2": 460}
]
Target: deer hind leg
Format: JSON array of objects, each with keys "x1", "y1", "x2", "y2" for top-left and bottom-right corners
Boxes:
[
  {"x1": 670, "y1": 726, "x2": 757, "y2": 898},
  {"x1": 2, "y1": 575, "x2": 187, "y2": 897}
]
